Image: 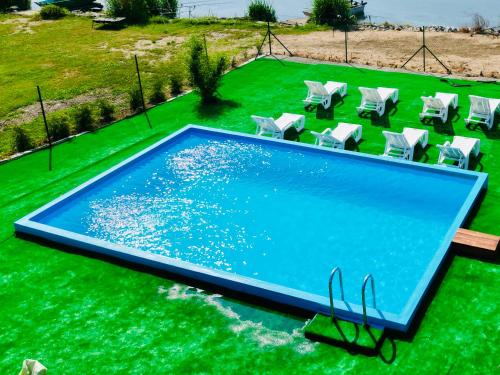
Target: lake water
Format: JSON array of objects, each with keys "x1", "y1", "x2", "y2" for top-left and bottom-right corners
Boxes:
[{"x1": 32, "y1": 0, "x2": 500, "y2": 27}]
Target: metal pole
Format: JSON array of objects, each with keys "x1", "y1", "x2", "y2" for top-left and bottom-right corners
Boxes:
[
  {"x1": 267, "y1": 21, "x2": 272, "y2": 55},
  {"x1": 422, "y1": 26, "x2": 426, "y2": 72},
  {"x1": 344, "y1": 27, "x2": 348, "y2": 63},
  {"x1": 37, "y1": 85, "x2": 52, "y2": 171},
  {"x1": 134, "y1": 55, "x2": 152, "y2": 129}
]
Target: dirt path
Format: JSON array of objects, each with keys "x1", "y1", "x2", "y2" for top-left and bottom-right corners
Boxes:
[{"x1": 276, "y1": 30, "x2": 500, "y2": 78}]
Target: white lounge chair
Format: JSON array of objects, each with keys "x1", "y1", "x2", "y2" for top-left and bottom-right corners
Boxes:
[
  {"x1": 382, "y1": 127, "x2": 429, "y2": 160},
  {"x1": 303, "y1": 80, "x2": 347, "y2": 110},
  {"x1": 465, "y1": 95, "x2": 500, "y2": 130},
  {"x1": 420, "y1": 92, "x2": 458, "y2": 123},
  {"x1": 437, "y1": 136, "x2": 480, "y2": 170},
  {"x1": 310, "y1": 123, "x2": 362, "y2": 150},
  {"x1": 357, "y1": 87, "x2": 399, "y2": 116},
  {"x1": 252, "y1": 113, "x2": 305, "y2": 139}
]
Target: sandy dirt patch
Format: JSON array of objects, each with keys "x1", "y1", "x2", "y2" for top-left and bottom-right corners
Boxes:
[
  {"x1": 2, "y1": 90, "x2": 126, "y2": 128},
  {"x1": 109, "y1": 36, "x2": 186, "y2": 59},
  {"x1": 275, "y1": 30, "x2": 500, "y2": 78},
  {"x1": 0, "y1": 16, "x2": 46, "y2": 34}
]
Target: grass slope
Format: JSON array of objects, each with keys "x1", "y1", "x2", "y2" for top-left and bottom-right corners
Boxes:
[{"x1": 0, "y1": 59, "x2": 499, "y2": 374}]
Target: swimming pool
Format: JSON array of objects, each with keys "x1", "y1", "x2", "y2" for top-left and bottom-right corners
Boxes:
[{"x1": 15, "y1": 126, "x2": 487, "y2": 332}]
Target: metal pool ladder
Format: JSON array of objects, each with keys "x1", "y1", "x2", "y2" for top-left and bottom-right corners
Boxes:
[
  {"x1": 328, "y1": 267, "x2": 345, "y2": 321},
  {"x1": 361, "y1": 273, "x2": 377, "y2": 326}
]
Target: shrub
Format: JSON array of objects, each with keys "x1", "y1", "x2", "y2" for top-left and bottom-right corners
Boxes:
[
  {"x1": 311, "y1": 0, "x2": 355, "y2": 29},
  {"x1": 169, "y1": 67, "x2": 185, "y2": 96},
  {"x1": 107, "y1": 0, "x2": 150, "y2": 24},
  {"x1": 472, "y1": 13, "x2": 488, "y2": 33},
  {"x1": 149, "y1": 80, "x2": 166, "y2": 104},
  {"x1": 247, "y1": 0, "x2": 276, "y2": 22},
  {"x1": 39, "y1": 4, "x2": 67, "y2": 20},
  {"x1": 48, "y1": 114, "x2": 71, "y2": 141},
  {"x1": 188, "y1": 37, "x2": 228, "y2": 104},
  {"x1": 129, "y1": 86, "x2": 143, "y2": 112},
  {"x1": 11, "y1": 126, "x2": 32, "y2": 153},
  {"x1": 0, "y1": 0, "x2": 30, "y2": 12},
  {"x1": 73, "y1": 105, "x2": 95, "y2": 132},
  {"x1": 159, "y1": 0, "x2": 178, "y2": 18},
  {"x1": 97, "y1": 99, "x2": 115, "y2": 123},
  {"x1": 230, "y1": 56, "x2": 238, "y2": 68}
]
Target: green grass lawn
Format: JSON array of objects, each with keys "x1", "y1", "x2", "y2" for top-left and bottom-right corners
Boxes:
[
  {"x1": 0, "y1": 14, "x2": 324, "y2": 157},
  {"x1": 0, "y1": 59, "x2": 499, "y2": 374}
]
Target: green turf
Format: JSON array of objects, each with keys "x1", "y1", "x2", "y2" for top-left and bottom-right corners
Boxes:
[
  {"x1": 304, "y1": 314, "x2": 384, "y2": 353},
  {"x1": 0, "y1": 59, "x2": 499, "y2": 373}
]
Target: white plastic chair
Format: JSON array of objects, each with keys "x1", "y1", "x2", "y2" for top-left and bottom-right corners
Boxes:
[
  {"x1": 303, "y1": 80, "x2": 347, "y2": 110},
  {"x1": 382, "y1": 127, "x2": 429, "y2": 160},
  {"x1": 310, "y1": 123, "x2": 362, "y2": 150},
  {"x1": 251, "y1": 113, "x2": 305, "y2": 139},
  {"x1": 437, "y1": 136, "x2": 480, "y2": 169},
  {"x1": 357, "y1": 87, "x2": 399, "y2": 116},
  {"x1": 420, "y1": 92, "x2": 458, "y2": 123},
  {"x1": 465, "y1": 95, "x2": 500, "y2": 130}
]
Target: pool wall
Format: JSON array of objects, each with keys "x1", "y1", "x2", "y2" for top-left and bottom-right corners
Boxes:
[{"x1": 14, "y1": 125, "x2": 488, "y2": 332}]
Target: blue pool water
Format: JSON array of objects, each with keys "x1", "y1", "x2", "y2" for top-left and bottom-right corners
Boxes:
[{"x1": 18, "y1": 127, "x2": 487, "y2": 330}]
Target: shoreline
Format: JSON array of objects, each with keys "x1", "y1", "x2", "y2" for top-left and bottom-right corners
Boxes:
[{"x1": 283, "y1": 17, "x2": 500, "y2": 36}]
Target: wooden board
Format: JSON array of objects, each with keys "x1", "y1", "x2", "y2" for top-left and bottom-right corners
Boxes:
[{"x1": 452, "y1": 228, "x2": 499, "y2": 257}]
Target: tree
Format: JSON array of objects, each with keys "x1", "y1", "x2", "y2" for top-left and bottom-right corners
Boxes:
[
  {"x1": 311, "y1": 0, "x2": 355, "y2": 30},
  {"x1": 188, "y1": 37, "x2": 228, "y2": 104}
]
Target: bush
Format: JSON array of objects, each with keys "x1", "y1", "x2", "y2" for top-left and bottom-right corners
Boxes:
[
  {"x1": 0, "y1": 0, "x2": 30, "y2": 12},
  {"x1": 129, "y1": 87, "x2": 143, "y2": 112},
  {"x1": 472, "y1": 13, "x2": 488, "y2": 33},
  {"x1": 48, "y1": 114, "x2": 71, "y2": 141},
  {"x1": 39, "y1": 4, "x2": 67, "y2": 20},
  {"x1": 169, "y1": 67, "x2": 185, "y2": 96},
  {"x1": 159, "y1": 0, "x2": 178, "y2": 18},
  {"x1": 97, "y1": 100, "x2": 115, "y2": 123},
  {"x1": 247, "y1": 0, "x2": 276, "y2": 22},
  {"x1": 188, "y1": 37, "x2": 228, "y2": 104},
  {"x1": 311, "y1": 0, "x2": 355, "y2": 29},
  {"x1": 107, "y1": 0, "x2": 150, "y2": 24},
  {"x1": 149, "y1": 80, "x2": 166, "y2": 104},
  {"x1": 11, "y1": 126, "x2": 32, "y2": 153},
  {"x1": 73, "y1": 105, "x2": 95, "y2": 132},
  {"x1": 107, "y1": 0, "x2": 177, "y2": 23}
]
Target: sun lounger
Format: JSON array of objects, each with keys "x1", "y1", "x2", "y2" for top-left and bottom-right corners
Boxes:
[
  {"x1": 252, "y1": 113, "x2": 305, "y2": 139},
  {"x1": 303, "y1": 81, "x2": 347, "y2": 110},
  {"x1": 382, "y1": 127, "x2": 428, "y2": 160},
  {"x1": 310, "y1": 123, "x2": 362, "y2": 150},
  {"x1": 437, "y1": 136, "x2": 480, "y2": 169},
  {"x1": 357, "y1": 87, "x2": 399, "y2": 116},
  {"x1": 465, "y1": 95, "x2": 500, "y2": 130},
  {"x1": 420, "y1": 92, "x2": 458, "y2": 123}
]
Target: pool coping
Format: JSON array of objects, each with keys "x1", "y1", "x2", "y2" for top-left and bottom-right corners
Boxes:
[{"x1": 14, "y1": 125, "x2": 488, "y2": 332}]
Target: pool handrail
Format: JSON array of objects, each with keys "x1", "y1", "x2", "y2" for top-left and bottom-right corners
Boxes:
[
  {"x1": 328, "y1": 266, "x2": 345, "y2": 321},
  {"x1": 361, "y1": 273, "x2": 377, "y2": 326}
]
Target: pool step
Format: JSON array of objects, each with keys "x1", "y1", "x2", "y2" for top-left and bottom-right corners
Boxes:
[
  {"x1": 304, "y1": 314, "x2": 384, "y2": 355},
  {"x1": 452, "y1": 228, "x2": 499, "y2": 258}
]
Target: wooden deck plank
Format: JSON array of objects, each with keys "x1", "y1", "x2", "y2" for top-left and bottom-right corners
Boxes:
[{"x1": 452, "y1": 228, "x2": 499, "y2": 257}]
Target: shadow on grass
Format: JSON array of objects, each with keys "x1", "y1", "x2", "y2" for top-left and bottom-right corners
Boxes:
[
  {"x1": 466, "y1": 116, "x2": 500, "y2": 140},
  {"x1": 358, "y1": 102, "x2": 398, "y2": 128},
  {"x1": 421, "y1": 106, "x2": 460, "y2": 135},
  {"x1": 196, "y1": 98, "x2": 241, "y2": 119},
  {"x1": 413, "y1": 144, "x2": 430, "y2": 163}
]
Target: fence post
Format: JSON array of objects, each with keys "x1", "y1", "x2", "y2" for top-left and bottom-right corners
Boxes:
[
  {"x1": 134, "y1": 55, "x2": 152, "y2": 129},
  {"x1": 37, "y1": 85, "x2": 52, "y2": 171}
]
